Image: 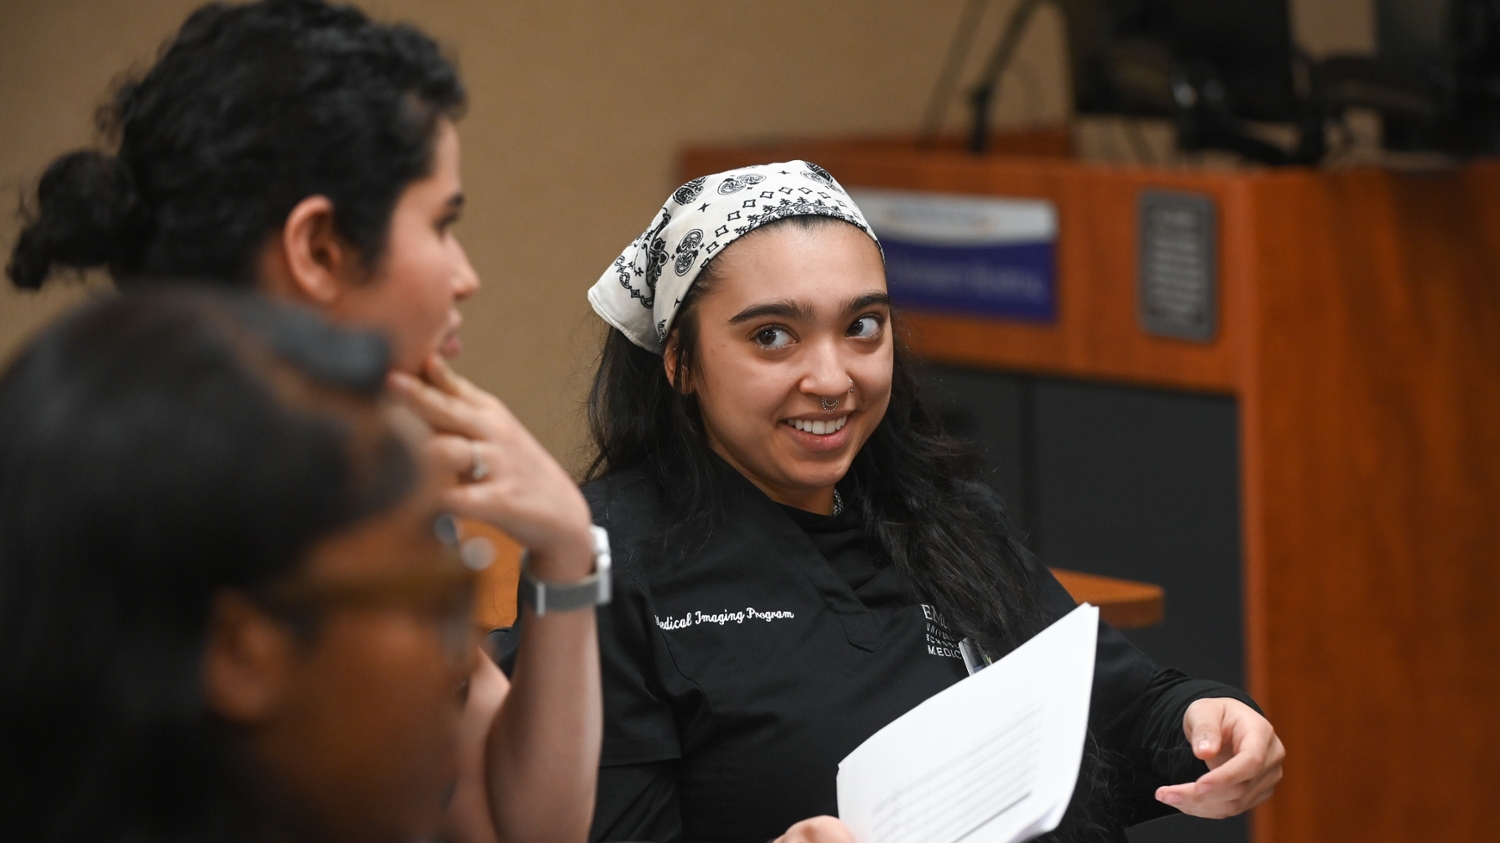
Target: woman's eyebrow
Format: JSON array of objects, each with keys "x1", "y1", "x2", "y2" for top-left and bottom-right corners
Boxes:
[
  {"x1": 728, "y1": 299, "x2": 815, "y2": 325},
  {"x1": 842, "y1": 292, "x2": 891, "y2": 314}
]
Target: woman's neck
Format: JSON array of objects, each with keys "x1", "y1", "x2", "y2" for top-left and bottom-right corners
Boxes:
[{"x1": 704, "y1": 438, "x2": 836, "y2": 515}]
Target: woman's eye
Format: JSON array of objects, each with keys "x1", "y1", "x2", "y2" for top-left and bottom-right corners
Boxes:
[
  {"x1": 753, "y1": 327, "x2": 793, "y2": 349},
  {"x1": 848, "y1": 315, "x2": 883, "y2": 339}
]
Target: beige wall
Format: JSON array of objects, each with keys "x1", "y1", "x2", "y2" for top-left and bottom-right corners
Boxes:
[{"x1": 0, "y1": 0, "x2": 1370, "y2": 470}]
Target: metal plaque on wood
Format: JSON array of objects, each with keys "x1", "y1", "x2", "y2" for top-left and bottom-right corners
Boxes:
[{"x1": 1138, "y1": 190, "x2": 1217, "y2": 342}]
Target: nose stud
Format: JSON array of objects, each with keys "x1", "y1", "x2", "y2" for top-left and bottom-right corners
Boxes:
[{"x1": 819, "y1": 378, "x2": 856, "y2": 413}]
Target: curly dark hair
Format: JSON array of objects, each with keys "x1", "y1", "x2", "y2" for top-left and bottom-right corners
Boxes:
[{"x1": 7, "y1": 0, "x2": 466, "y2": 290}]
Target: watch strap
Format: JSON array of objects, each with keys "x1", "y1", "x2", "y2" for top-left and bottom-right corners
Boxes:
[{"x1": 518, "y1": 525, "x2": 612, "y2": 615}]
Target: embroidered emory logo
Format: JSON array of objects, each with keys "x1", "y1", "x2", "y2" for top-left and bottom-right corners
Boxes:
[
  {"x1": 655, "y1": 607, "x2": 796, "y2": 631},
  {"x1": 921, "y1": 604, "x2": 963, "y2": 660}
]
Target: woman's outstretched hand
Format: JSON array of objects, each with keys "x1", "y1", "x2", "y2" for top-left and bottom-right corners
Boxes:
[
  {"x1": 775, "y1": 817, "x2": 856, "y2": 843},
  {"x1": 388, "y1": 354, "x2": 594, "y2": 579},
  {"x1": 1156, "y1": 697, "x2": 1285, "y2": 818}
]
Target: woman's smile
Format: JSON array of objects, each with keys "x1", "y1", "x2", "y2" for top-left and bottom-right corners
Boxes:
[
  {"x1": 682, "y1": 220, "x2": 891, "y2": 513},
  {"x1": 785, "y1": 415, "x2": 849, "y2": 436},
  {"x1": 782, "y1": 413, "x2": 854, "y2": 454}
]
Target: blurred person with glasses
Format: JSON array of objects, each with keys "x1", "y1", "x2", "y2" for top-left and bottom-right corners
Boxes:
[
  {"x1": 0, "y1": 290, "x2": 501, "y2": 843},
  {"x1": 7, "y1": 3, "x2": 603, "y2": 842}
]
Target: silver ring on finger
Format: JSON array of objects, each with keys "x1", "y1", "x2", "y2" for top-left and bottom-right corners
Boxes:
[{"x1": 467, "y1": 439, "x2": 490, "y2": 482}]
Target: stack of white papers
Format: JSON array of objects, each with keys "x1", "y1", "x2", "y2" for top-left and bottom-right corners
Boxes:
[{"x1": 837, "y1": 604, "x2": 1098, "y2": 843}]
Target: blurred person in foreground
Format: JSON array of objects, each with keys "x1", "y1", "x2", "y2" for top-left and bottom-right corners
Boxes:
[
  {"x1": 0, "y1": 291, "x2": 484, "y2": 843},
  {"x1": 7, "y1": 3, "x2": 600, "y2": 842}
]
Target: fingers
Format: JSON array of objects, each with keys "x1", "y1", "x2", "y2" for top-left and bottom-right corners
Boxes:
[
  {"x1": 1158, "y1": 756, "x2": 1281, "y2": 819},
  {"x1": 393, "y1": 359, "x2": 595, "y2": 563},
  {"x1": 1160, "y1": 701, "x2": 1285, "y2": 819},
  {"x1": 1182, "y1": 698, "x2": 1226, "y2": 761},
  {"x1": 428, "y1": 434, "x2": 476, "y2": 480},
  {"x1": 1195, "y1": 703, "x2": 1278, "y2": 789},
  {"x1": 423, "y1": 353, "x2": 487, "y2": 404},
  {"x1": 389, "y1": 370, "x2": 487, "y2": 440},
  {"x1": 774, "y1": 817, "x2": 856, "y2": 843},
  {"x1": 1236, "y1": 760, "x2": 1283, "y2": 812},
  {"x1": 441, "y1": 482, "x2": 501, "y2": 523},
  {"x1": 1192, "y1": 738, "x2": 1266, "y2": 793}
]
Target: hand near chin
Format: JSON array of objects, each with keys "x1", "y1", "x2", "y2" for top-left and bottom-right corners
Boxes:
[
  {"x1": 388, "y1": 354, "x2": 594, "y2": 579},
  {"x1": 774, "y1": 817, "x2": 856, "y2": 843}
]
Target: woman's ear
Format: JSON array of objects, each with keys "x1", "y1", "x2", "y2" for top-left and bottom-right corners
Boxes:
[
  {"x1": 663, "y1": 334, "x2": 695, "y2": 395},
  {"x1": 260, "y1": 195, "x2": 356, "y2": 305},
  {"x1": 202, "y1": 590, "x2": 296, "y2": 724}
]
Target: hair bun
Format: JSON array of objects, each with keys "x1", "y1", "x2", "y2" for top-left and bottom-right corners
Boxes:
[{"x1": 7, "y1": 150, "x2": 140, "y2": 290}]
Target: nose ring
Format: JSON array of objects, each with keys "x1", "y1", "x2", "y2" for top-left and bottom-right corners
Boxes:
[{"x1": 820, "y1": 378, "x2": 856, "y2": 413}]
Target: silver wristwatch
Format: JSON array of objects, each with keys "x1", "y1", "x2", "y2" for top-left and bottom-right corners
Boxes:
[{"x1": 518, "y1": 525, "x2": 612, "y2": 615}]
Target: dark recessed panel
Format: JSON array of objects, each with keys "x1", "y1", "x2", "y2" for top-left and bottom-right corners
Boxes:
[{"x1": 924, "y1": 364, "x2": 1245, "y2": 843}]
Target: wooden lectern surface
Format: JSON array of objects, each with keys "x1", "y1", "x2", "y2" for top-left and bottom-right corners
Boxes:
[
  {"x1": 676, "y1": 139, "x2": 1500, "y2": 843},
  {"x1": 461, "y1": 520, "x2": 522, "y2": 630},
  {"x1": 1049, "y1": 568, "x2": 1164, "y2": 629}
]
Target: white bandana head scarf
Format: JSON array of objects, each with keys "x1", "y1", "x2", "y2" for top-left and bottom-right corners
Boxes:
[{"x1": 588, "y1": 160, "x2": 880, "y2": 353}]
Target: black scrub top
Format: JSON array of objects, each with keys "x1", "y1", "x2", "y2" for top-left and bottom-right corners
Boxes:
[{"x1": 493, "y1": 458, "x2": 1257, "y2": 843}]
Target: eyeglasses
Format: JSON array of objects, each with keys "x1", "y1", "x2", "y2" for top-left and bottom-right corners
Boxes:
[{"x1": 255, "y1": 515, "x2": 495, "y2": 666}]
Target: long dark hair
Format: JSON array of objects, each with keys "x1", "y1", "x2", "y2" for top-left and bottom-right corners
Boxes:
[
  {"x1": 0, "y1": 289, "x2": 416, "y2": 843},
  {"x1": 7, "y1": 0, "x2": 465, "y2": 290},
  {"x1": 587, "y1": 215, "x2": 1042, "y2": 659},
  {"x1": 589, "y1": 214, "x2": 1127, "y2": 839}
]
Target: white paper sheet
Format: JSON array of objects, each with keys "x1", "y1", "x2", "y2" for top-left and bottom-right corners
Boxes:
[{"x1": 837, "y1": 603, "x2": 1098, "y2": 843}]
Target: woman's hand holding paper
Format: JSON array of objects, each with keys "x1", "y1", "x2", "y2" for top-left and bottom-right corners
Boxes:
[{"x1": 1155, "y1": 697, "x2": 1285, "y2": 818}]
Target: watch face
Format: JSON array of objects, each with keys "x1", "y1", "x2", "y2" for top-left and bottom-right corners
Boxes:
[{"x1": 592, "y1": 524, "x2": 612, "y2": 573}]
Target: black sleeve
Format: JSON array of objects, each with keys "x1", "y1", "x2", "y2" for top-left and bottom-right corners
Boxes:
[
  {"x1": 1013, "y1": 541, "x2": 1260, "y2": 825},
  {"x1": 590, "y1": 761, "x2": 683, "y2": 843},
  {"x1": 596, "y1": 568, "x2": 684, "y2": 766}
]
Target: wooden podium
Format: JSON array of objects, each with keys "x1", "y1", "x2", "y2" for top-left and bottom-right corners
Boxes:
[{"x1": 680, "y1": 137, "x2": 1500, "y2": 843}]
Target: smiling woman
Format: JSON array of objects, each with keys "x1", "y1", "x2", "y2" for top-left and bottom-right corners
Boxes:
[
  {"x1": 497, "y1": 161, "x2": 1287, "y2": 843},
  {"x1": 673, "y1": 219, "x2": 891, "y2": 514}
]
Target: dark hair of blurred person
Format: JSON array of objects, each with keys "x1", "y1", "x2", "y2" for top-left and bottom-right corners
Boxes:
[
  {"x1": 4, "y1": 0, "x2": 474, "y2": 373},
  {"x1": 7, "y1": 6, "x2": 605, "y2": 842},
  {"x1": 0, "y1": 290, "x2": 479, "y2": 843},
  {"x1": 9, "y1": 0, "x2": 463, "y2": 288}
]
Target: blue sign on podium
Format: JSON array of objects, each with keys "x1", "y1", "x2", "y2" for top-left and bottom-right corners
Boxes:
[{"x1": 849, "y1": 189, "x2": 1058, "y2": 323}]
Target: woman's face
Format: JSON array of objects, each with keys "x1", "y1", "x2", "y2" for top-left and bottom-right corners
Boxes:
[
  {"x1": 329, "y1": 119, "x2": 479, "y2": 373},
  {"x1": 680, "y1": 222, "x2": 892, "y2": 512},
  {"x1": 247, "y1": 449, "x2": 476, "y2": 843}
]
